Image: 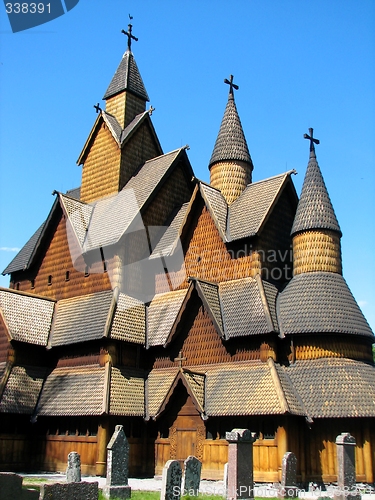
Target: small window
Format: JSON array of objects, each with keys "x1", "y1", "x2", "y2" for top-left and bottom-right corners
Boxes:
[
  {"x1": 48, "y1": 275, "x2": 52, "y2": 286},
  {"x1": 65, "y1": 271, "x2": 70, "y2": 282},
  {"x1": 30, "y1": 279, "x2": 35, "y2": 289},
  {"x1": 16, "y1": 283, "x2": 20, "y2": 290}
]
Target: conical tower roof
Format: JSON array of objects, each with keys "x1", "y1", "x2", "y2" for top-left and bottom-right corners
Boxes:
[
  {"x1": 209, "y1": 92, "x2": 252, "y2": 169},
  {"x1": 103, "y1": 49, "x2": 149, "y2": 102},
  {"x1": 291, "y1": 137, "x2": 341, "y2": 236}
]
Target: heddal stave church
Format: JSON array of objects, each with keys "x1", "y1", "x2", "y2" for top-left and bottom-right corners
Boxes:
[{"x1": 1, "y1": 26, "x2": 375, "y2": 483}]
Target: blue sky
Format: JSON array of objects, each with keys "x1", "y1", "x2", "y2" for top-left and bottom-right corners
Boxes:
[{"x1": 0, "y1": 1, "x2": 374, "y2": 330}]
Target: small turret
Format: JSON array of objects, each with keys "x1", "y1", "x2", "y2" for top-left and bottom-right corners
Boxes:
[
  {"x1": 291, "y1": 128, "x2": 342, "y2": 275},
  {"x1": 209, "y1": 75, "x2": 253, "y2": 205}
]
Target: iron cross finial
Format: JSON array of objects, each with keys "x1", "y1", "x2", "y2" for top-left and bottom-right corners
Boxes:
[
  {"x1": 224, "y1": 75, "x2": 239, "y2": 95},
  {"x1": 94, "y1": 103, "x2": 102, "y2": 114},
  {"x1": 174, "y1": 350, "x2": 186, "y2": 370},
  {"x1": 148, "y1": 105, "x2": 155, "y2": 116},
  {"x1": 121, "y1": 23, "x2": 138, "y2": 51},
  {"x1": 304, "y1": 128, "x2": 320, "y2": 155}
]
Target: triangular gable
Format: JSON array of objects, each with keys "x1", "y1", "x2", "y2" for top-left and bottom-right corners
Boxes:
[
  {"x1": 147, "y1": 368, "x2": 206, "y2": 419},
  {"x1": 77, "y1": 110, "x2": 162, "y2": 166},
  {"x1": 199, "y1": 182, "x2": 228, "y2": 241},
  {"x1": 190, "y1": 278, "x2": 224, "y2": 337},
  {"x1": 228, "y1": 171, "x2": 298, "y2": 241},
  {"x1": 0, "y1": 288, "x2": 55, "y2": 346},
  {"x1": 2, "y1": 197, "x2": 60, "y2": 276}
]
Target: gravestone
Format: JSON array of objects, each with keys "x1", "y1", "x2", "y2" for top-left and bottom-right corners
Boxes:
[
  {"x1": 66, "y1": 451, "x2": 81, "y2": 483},
  {"x1": 182, "y1": 455, "x2": 201, "y2": 496},
  {"x1": 226, "y1": 428, "x2": 256, "y2": 500},
  {"x1": 223, "y1": 462, "x2": 228, "y2": 496},
  {"x1": 161, "y1": 459, "x2": 182, "y2": 500},
  {"x1": 278, "y1": 452, "x2": 297, "y2": 498},
  {"x1": 333, "y1": 433, "x2": 360, "y2": 500},
  {"x1": 39, "y1": 481, "x2": 98, "y2": 500},
  {"x1": 102, "y1": 425, "x2": 131, "y2": 499},
  {"x1": 0, "y1": 472, "x2": 39, "y2": 500}
]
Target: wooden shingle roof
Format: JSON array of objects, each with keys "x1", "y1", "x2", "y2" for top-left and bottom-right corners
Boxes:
[
  {"x1": 109, "y1": 367, "x2": 145, "y2": 416},
  {"x1": 50, "y1": 290, "x2": 117, "y2": 347},
  {"x1": 291, "y1": 153, "x2": 341, "y2": 236},
  {"x1": 103, "y1": 50, "x2": 149, "y2": 101},
  {"x1": 277, "y1": 272, "x2": 373, "y2": 338},
  {"x1": 0, "y1": 365, "x2": 46, "y2": 415},
  {"x1": 110, "y1": 294, "x2": 145, "y2": 344},
  {"x1": 209, "y1": 93, "x2": 252, "y2": 169},
  {"x1": 0, "y1": 288, "x2": 55, "y2": 346},
  {"x1": 2, "y1": 222, "x2": 45, "y2": 275},
  {"x1": 36, "y1": 365, "x2": 107, "y2": 416},
  {"x1": 285, "y1": 358, "x2": 375, "y2": 418}
]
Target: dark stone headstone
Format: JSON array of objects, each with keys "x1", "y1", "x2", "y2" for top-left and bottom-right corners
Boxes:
[
  {"x1": 102, "y1": 424, "x2": 131, "y2": 499},
  {"x1": 226, "y1": 428, "x2": 256, "y2": 500},
  {"x1": 161, "y1": 459, "x2": 182, "y2": 500},
  {"x1": 182, "y1": 455, "x2": 201, "y2": 496},
  {"x1": 278, "y1": 452, "x2": 298, "y2": 498},
  {"x1": 0, "y1": 472, "x2": 23, "y2": 500},
  {"x1": 39, "y1": 481, "x2": 98, "y2": 500},
  {"x1": 66, "y1": 451, "x2": 81, "y2": 483},
  {"x1": 333, "y1": 433, "x2": 360, "y2": 500}
]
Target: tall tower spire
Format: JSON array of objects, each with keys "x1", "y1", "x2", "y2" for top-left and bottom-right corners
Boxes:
[
  {"x1": 103, "y1": 24, "x2": 149, "y2": 128},
  {"x1": 291, "y1": 129, "x2": 342, "y2": 275},
  {"x1": 209, "y1": 75, "x2": 253, "y2": 204}
]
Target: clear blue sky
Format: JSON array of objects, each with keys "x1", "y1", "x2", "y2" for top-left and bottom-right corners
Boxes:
[{"x1": 0, "y1": 1, "x2": 374, "y2": 330}]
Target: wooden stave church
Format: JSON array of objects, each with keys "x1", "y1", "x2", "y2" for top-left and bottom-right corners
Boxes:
[{"x1": 0, "y1": 30, "x2": 374, "y2": 483}]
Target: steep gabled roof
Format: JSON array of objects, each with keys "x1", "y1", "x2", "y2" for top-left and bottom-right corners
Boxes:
[
  {"x1": 291, "y1": 152, "x2": 341, "y2": 236},
  {"x1": 199, "y1": 182, "x2": 228, "y2": 240},
  {"x1": 219, "y1": 276, "x2": 279, "y2": 339},
  {"x1": 110, "y1": 293, "x2": 145, "y2": 344},
  {"x1": 228, "y1": 171, "x2": 297, "y2": 241},
  {"x1": 0, "y1": 288, "x2": 55, "y2": 346},
  {"x1": 277, "y1": 271, "x2": 373, "y2": 338},
  {"x1": 2, "y1": 223, "x2": 45, "y2": 275},
  {"x1": 103, "y1": 50, "x2": 149, "y2": 101},
  {"x1": 209, "y1": 93, "x2": 252, "y2": 168},
  {"x1": 77, "y1": 110, "x2": 162, "y2": 165}
]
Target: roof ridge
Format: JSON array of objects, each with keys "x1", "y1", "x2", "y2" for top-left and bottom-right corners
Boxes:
[
  {"x1": 246, "y1": 169, "x2": 296, "y2": 187},
  {"x1": 0, "y1": 286, "x2": 56, "y2": 302}
]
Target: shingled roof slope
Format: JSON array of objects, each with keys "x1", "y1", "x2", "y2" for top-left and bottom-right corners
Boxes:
[
  {"x1": 291, "y1": 153, "x2": 341, "y2": 236},
  {"x1": 150, "y1": 203, "x2": 190, "y2": 258},
  {"x1": 2, "y1": 222, "x2": 45, "y2": 275},
  {"x1": 199, "y1": 183, "x2": 228, "y2": 238},
  {"x1": 103, "y1": 50, "x2": 149, "y2": 101},
  {"x1": 147, "y1": 367, "x2": 179, "y2": 417},
  {"x1": 209, "y1": 94, "x2": 252, "y2": 168},
  {"x1": 228, "y1": 173, "x2": 292, "y2": 240},
  {"x1": 36, "y1": 365, "x2": 106, "y2": 416},
  {"x1": 0, "y1": 365, "x2": 46, "y2": 414},
  {"x1": 110, "y1": 293, "x2": 145, "y2": 344},
  {"x1": 277, "y1": 272, "x2": 373, "y2": 338},
  {"x1": 195, "y1": 280, "x2": 224, "y2": 336},
  {"x1": 285, "y1": 358, "x2": 375, "y2": 418},
  {"x1": 59, "y1": 194, "x2": 93, "y2": 247},
  {"x1": 0, "y1": 289, "x2": 54, "y2": 346},
  {"x1": 219, "y1": 277, "x2": 277, "y2": 339},
  {"x1": 109, "y1": 367, "x2": 145, "y2": 416},
  {"x1": 204, "y1": 361, "x2": 304, "y2": 416},
  {"x1": 147, "y1": 289, "x2": 188, "y2": 347},
  {"x1": 50, "y1": 290, "x2": 115, "y2": 347}
]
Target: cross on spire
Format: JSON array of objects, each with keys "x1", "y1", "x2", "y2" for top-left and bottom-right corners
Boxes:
[
  {"x1": 121, "y1": 23, "x2": 138, "y2": 51},
  {"x1": 304, "y1": 128, "x2": 320, "y2": 156},
  {"x1": 93, "y1": 103, "x2": 101, "y2": 114},
  {"x1": 174, "y1": 351, "x2": 186, "y2": 370},
  {"x1": 224, "y1": 75, "x2": 239, "y2": 95}
]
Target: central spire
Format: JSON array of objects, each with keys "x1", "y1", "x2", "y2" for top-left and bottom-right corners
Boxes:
[
  {"x1": 209, "y1": 75, "x2": 253, "y2": 204},
  {"x1": 102, "y1": 24, "x2": 149, "y2": 128}
]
